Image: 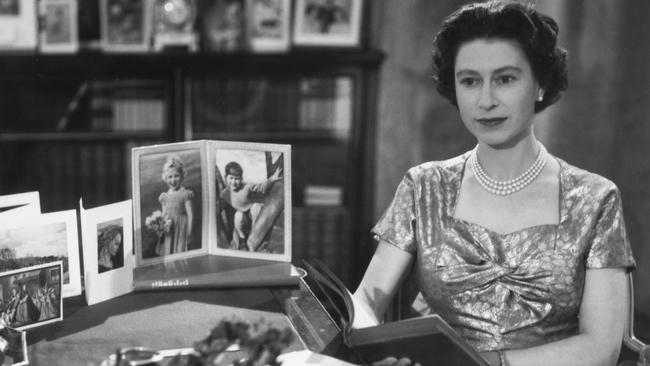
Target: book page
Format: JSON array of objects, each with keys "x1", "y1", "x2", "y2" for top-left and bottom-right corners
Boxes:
[{"x1": 348, "y1": 289, "x2": 380, "y2": 329}]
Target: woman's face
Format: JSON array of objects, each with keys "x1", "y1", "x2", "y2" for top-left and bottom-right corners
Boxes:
[
  {"x1": 109, "y1": 233, "x2": 122, "y2": 256},
  {"x1": 454, "y1": 38, "x2": 540, "y2": 148}
]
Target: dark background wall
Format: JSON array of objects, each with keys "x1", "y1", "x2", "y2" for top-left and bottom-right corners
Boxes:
[{"x1": 369, "y1": 0, "x2": 650, "y2": 333}]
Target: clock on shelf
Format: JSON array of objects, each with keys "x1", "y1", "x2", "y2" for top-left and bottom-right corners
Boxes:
[{"x1": 153, "y1": 0, "x2": 198, "y2": 52}]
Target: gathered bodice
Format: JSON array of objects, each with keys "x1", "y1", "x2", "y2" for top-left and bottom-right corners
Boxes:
[{"x1": 372, "y1": 152, "x2": 635, "y2": 351}]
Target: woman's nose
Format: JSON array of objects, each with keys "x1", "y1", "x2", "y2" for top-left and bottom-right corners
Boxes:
[{"x1": 477, "y1": 84, "x2": 497, "y2": 110}]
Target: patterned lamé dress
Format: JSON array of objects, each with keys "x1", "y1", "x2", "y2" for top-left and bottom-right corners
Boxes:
[{"x1": 372, "y1": 152, "x2": 636, "y2": 352}]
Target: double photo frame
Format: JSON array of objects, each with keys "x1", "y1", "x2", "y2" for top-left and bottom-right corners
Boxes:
[{"x1": 132, "y1": 140, "x2": 292, "y2": 266}]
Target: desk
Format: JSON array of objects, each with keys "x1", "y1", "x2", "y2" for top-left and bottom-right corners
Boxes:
[{"x1": 26, "y1": 283, "x2": 340, "y2": 365}]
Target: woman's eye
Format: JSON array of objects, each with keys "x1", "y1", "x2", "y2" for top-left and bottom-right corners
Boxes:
[
  {"x1": 495, "y1": 75, "x2": 516, "y2": 85},
  {"x1": 459, "y1": 77, "x2": 479, "y2": 87}
]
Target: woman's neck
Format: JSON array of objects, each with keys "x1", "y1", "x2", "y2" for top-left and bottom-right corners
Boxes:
[{"x1": 475, "y1": 135, "x2": 540, "y2": 181}]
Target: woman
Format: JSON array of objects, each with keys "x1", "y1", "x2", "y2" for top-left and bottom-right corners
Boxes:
[
  {"x1": 98, "y1": 226, "x2": 123, "y2": 273},
  {"x1": 279, "y1": 1, "x2": 635, "y2": 366}
]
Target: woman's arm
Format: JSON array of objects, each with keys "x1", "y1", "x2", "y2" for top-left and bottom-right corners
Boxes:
[
  {"x1": 498, "y1": 268, "x2": 628, "y2": 366},
  {"x1": 353, "y1": 240, "x2": 415, "y2": 327}
]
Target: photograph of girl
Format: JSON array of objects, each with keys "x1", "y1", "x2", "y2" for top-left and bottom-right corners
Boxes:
[
  {"x1": 97, "y1": 219, "x2": 124, "y2": 274},
  {"x1": 138, "y1": 150, "x2": 202, "y2": 261},
  {"x1": 279, "y1": 1, "x2": 637, "y2": 365}
]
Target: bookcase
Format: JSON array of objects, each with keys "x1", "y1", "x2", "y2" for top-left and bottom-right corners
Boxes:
[{"x1": 0, "y1": 50, "x2": 383, "y2": 285}]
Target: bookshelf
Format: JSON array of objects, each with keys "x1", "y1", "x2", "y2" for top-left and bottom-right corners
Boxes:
[{"x1": 0, "y1": 50, "x2": 384, "y2": 285}]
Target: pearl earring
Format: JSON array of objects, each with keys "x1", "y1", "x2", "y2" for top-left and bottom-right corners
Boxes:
[{"x1": 537, "y1": 94, "x2": 543, "y2": 102}]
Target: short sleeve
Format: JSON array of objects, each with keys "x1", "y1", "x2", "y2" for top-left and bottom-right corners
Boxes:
[
  {"x1": 158, "y1": 192, "x2": 166, "y2": 204},
  {"x1": 586, "y1": 188, "x2": 636, "y2": 270},
  {"x1": 183, "y1": 189, "x2": 195, "y2": 202},
  {"x1": 371, "y1": 173, "x2": 417, "y2": 253}
]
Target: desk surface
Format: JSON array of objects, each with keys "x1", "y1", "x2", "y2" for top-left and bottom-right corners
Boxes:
[{"x1": 26, "y1": 285, "x2": 339, "y2": 366}]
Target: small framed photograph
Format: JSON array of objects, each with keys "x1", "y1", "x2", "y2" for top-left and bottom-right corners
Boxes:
[
  {"x1": 132, "y1": 141, "x2": 209, "y2": 267},
  {"x1": 210, "y1": 141, "x2": 291, "y2": 262},
  {"x1": 292, "y1": 0, "x2": 363, "y2": 47},
  {"x1": 200, "y1": 0, "x2": 245, "y2": 52},
  {"x1": 0, "y1": 0, "x2": 38, "y2": 51},
  {"x1": 0, "y1": 262, "x2": 63, "y2": 331},
  {"x1": 0, "y1": 210, "x2": 81, "y2": 298},
  {"x1": 80, "y1": 199, "x2": 133, "y2": 306},
  {"x1": 38, "y1": 0, "x2": 78, "y2": 53},
  {"x1": 246, "y1": 0, "x2": 290, "y2": 52},
  {"x1": 100, "y1": 0, "x2": 152, "y2": 52},
  {"x1": 0, "y1": 191, "x2": 40, "y2": 216}
]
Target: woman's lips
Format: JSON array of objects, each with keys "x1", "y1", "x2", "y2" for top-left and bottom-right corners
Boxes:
[{"x1": 476, "y1": 117, "x2": 507, "y2": 126}]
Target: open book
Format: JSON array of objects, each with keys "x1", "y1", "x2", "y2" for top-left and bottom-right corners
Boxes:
[{"x1": 302, "y1": 260, "x2": 489, "y2": 366}]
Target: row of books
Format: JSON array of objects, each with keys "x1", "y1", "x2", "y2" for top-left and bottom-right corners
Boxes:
[
  {"x1": 191, "y1": 76, "x2": 353, "y2": 136},
  {"x1": 90, "y1": 79, "x2": 166, "y2": 132}
]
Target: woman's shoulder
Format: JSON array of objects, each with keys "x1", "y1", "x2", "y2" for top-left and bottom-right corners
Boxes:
[
  {"x1": 557, "y1": 156, "x2": 619, "y2": 195},
  {"x1": 405, "y1": 152, "x2": 469, "y2": 182}
]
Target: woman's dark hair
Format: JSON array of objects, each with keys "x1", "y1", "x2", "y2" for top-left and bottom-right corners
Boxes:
[{"x1": 432, "y1": 0, "x2": 568, "y2": 112}]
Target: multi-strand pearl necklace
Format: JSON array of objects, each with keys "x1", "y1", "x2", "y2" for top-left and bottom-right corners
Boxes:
[{"x1": 470, "y1": 143, "x2": 548, "y2": 196}]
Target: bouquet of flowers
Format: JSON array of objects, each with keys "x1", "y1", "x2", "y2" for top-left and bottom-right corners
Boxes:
[{"x1": 145, "y1": 210, "x2": 172, "y2": 237}]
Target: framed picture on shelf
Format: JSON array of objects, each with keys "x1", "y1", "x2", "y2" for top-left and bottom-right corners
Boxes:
[
  {"x1": 199, "y1": 0, "x2": 245, "y2": 52},
  {"x1": 246, "y1": 0, "x2": 290, "y2": 52},
  {"x1": 0, "y1": 0, "x2": 38, "y2": 51},
  {"x1": 38, "y1": 0, "x2": 78, "y2": 53},
  {"x1": 292, "y1": 0, "x2": 363, "y2": 47},
  {"x1": 100, "y1": 0, "x2": 152, "y2": 52}
]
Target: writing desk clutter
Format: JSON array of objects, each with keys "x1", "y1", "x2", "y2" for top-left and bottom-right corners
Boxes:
[{"x1": 27, "y1": 283, "x2": 339, "y2": 365}]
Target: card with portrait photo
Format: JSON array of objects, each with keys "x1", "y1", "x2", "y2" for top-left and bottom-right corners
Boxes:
[
  {"x1": 80, "y1": 199, "x2": 133, "y2": 306},
  {"x1": 0, "y1": 261, "x2": 63, "y2": 331},
  {"x1": 0, "y1": 210, "x2": 81, "y2": 298}
]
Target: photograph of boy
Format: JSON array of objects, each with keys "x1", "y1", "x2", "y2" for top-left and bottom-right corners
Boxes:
[
  {"x1": 138, "y1": 149, "x2": 202, "y2": 259},
  {"x1": 216, "y1": 149, "x2": 284, "y2": 253},
  {"x1": 302, "y1": 0, "x2": 351, "y2": 35},
  {"x1": 97, "y1": 219, "x2": 124, "y2": 273},
  {"x1": 0, "y1": 223, "x2": 70, "y2": 286},
  {"x1": 0, "y1": 265, "x2": 61, "y2": 329}
]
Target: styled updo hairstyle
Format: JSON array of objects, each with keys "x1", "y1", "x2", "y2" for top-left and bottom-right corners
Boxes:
[
  {"x1": 162, "y1": 154, "x2": 185, "y2": 180},
  {"x1": 432, "y1": 0, "x2": 568, "y2": 112}
]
